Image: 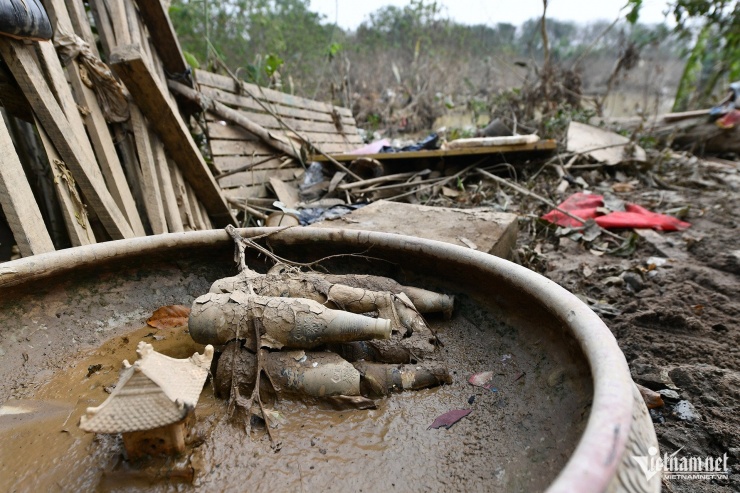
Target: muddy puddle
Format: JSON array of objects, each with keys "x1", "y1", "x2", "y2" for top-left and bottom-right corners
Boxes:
[{"x1": 0, "y1": 298, "x2": 585, "y2": 492}]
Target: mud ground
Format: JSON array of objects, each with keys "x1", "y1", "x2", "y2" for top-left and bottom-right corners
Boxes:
[{"x1": 507, "y1": 155, "x2": 739, "y2": 492}]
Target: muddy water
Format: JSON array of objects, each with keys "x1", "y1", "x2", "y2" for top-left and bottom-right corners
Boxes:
[{"x1": 0, "y1": 300, "x2": 585, "y2": 492}]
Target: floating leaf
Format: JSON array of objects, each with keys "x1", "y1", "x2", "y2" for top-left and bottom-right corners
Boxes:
[
  {"x1": 428, "y1": 409, "x2": 472, "y2": 430},
  {"x1": 468, "y1": 371, "x2": 494, "y2": 388},
  {"x1": 147, "y1": 305, "x2": 191, "y2": 329}
]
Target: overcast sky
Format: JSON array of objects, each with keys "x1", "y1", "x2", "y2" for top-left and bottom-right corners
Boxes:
[{"x1": 309, "y1": 0, "x2": 673, "y2": 29}]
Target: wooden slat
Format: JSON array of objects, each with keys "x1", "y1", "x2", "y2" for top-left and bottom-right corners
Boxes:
[
  {"x1": 107, "y1": 0, "x2": 132, "y2": 45},
  {"x1": 66, "y1": 0, "x2": 99, "y2": 56},
  {"x1": 207, "y1": 122, "x2": 363, "y2": 145},
  {"x1": 218, "y1": 167, "x2": 300, "y2": 189},
  {"x1": 200, "y1": 86, "x2": 354, "y2": 125},
  {"x1": 110, "y1": 44, "x2": 234, "y2": 227},
  {"x1": 206, "y1": 109, "x2": 356, "y2": 134},
  {"x1": 195, "y1": 69, "x2": 352, "y2": 118},
  {"x1": 35, "y1": 118, "x2": 95, "y2": 246},
  {"x1": 151, "y1": 135, "x2": 184, "y2": 232},
  {"x1": 168, "y1": 159, "x2": 196, "y2": 231},
  {"x1": 0, "y1": 39, "x2": 134, "y2": 239},
  {"x1": 134, "y1": 0, "x2": 190, "y2": 81},
  {"x1": 186, "y1": 183, "x2": 205, "y2": 230},
  {"x1": 87, "y1": 0, "x2": 116, "y2": 55},
  {"x1": 214, "y1": 155, "x2": 294, "y2": 172},
  {"x1": 0, "y1": 114, "x2": 55, "y2": 256},
  {"x1": 130, "y1": 107, "x2": 167, "y2": 234}
]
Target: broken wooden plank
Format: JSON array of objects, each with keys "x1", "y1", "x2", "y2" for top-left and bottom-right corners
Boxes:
[
  {"x1": 269, "y1": 177, "x2": 300, "y2": 209},
  {"x1": 151, "y1": 135, "x2": 184, "y2": 232},
  {"x1": 207, "y1": 120, "x2": 361, "y2": 140},
  {"x1": 130, "y1": 107, "x2": 167, "y2": 234},
  {"x1": 134, "y1": 0, "x2": 190, "y2": 82},
  {"x1": 195, "y1": 69, "x2": 352, "y2": 117},
  {"x1": 109, "y1": 44, "x2": 234, "y2": 227},
  {"x1": 0, "y1": 114, "x2": 55, "y2": 256},
  {"x1": 35, "y1": 117, "x2": 95, "y2": 246},
  {"x1": 1, "y1": 39, "x2": 134, "y2": 239}
]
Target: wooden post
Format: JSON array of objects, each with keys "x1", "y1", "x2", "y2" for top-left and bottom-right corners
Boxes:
[
  {"x1": 0, "y1": 39, "x2": 134, "y2": 239},
  {"x1": 110, "y1": 44, "x2": 234, "y2": 227},
  {"x1": 0, "y1": 114, "x2": 55, "y2": 256}
]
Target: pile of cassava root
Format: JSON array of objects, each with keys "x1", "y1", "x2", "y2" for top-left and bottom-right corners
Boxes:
[{"x1": 188, "y1": 227, "x2": 455, "y2": 425}]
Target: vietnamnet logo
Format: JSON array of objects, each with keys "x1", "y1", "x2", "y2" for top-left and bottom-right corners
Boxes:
[{"x1": 633, "y1": 446, "x2": 730, "y2": 481}]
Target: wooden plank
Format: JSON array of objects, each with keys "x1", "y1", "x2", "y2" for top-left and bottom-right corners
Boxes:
[
  {"x1": 195, "y1": 69, "x2": 352, "y2": 118},
  {"x1": 269, "y1": 177, "x2": 300, "y2": 209},
  {"x1": 34, "y1": 41, "x2": 96, "y2": 166},
  {"x1": 107, "y1": 0, "x2": 132, "y2": 45},
  {"x1": 66, "y1": 0, "x2": 99, "y2": 57},
  {"x1": 205, "y1": 110, "x2": 357, "y2": 134},
  {"x1": 200, "y1": 202, "x2": 213, "y2": 229},
  {"x1": 1, "y1": 40, "x2": 134, "y2": 239},
  {"x1": 130, "y1": 107, "x2": 167, "y2": 234},
  {"x1": 311, "y1": 139, "x2": 559, "y2": 162},
  {"x1": 207, "y1": 122, "x2": 363, "y2": 144},
  {"x1": 35, "y1": 117, "x2": 95, "y2": 246},
  {"x1": 169, "y1": 159, "x2": 196, "y2": 231},
  {"x1": 0, "y1": 114, "x2": 55, "y2": 256},
  {"x1": 201, "y1": 85, "x2": 354, "y2": 125},
  {"x1": 87, "y1": 0, "x2": 116, "y2": 55},
  {"x1": 214, "y1": 155, "x2": 294, "y2": 172},
  {"x1": 110, "y1": 44, "x2": 234, "y2": 227},
  {"x1": 63, "y1": 54, "x2": 147, "y2": 235},
  {"x1": 151, "y1": 135, "x2": 184, "y2": 232},
  {"x1": 186, "y1": 183, "x2": 206, "y2": 230},
  {"x1": 219, "y1": 168, "x2": 299, "y2": 189},
  {"x1": 43, "y1": 0, "x2": 147, "y2": 236},
  {"x1": 224, "y1": 184, "x2": 272, "y2": 200},
  {"x1": 134, "y1": 0, "x2": 189, "y2": 81}
]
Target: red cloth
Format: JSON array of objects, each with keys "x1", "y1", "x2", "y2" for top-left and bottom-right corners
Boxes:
[{"x1": 542, "y1": 193, "x2": 691, "y2": 231}]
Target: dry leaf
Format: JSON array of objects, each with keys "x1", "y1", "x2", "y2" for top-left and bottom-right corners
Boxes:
[
  {"x1": 428, "y1": 409, "x2": 472, "y2": 430},
  {"x1": 147, "y1": 305, "x2": 191, "y2": 329},
  {"x1": 637, "y1": 383, "x2": 665, "y2": 409}
]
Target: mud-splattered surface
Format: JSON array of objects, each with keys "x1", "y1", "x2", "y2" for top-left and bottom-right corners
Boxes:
[
  {"x1": 516, "y1": 173, "x2": 739, "y2": 492},
  {"x1": 0, "y1": 295, "x2": 588, "y2": 492}
]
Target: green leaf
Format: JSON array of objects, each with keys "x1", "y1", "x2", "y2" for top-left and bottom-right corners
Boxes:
[
  {"x1": 625, "y1": 0, "x2": 643, "y2": 24},
  {"x1": 264, "y1": 54, "x2": 284, "y2": 77},
  {"x1": 183, "y1": 51, "x2": 200, "y2": 70}
]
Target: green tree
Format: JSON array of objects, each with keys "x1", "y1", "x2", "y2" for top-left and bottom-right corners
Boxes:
[{"x1": 627, "y1": 0, "x2": 739, "y2": 109}]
